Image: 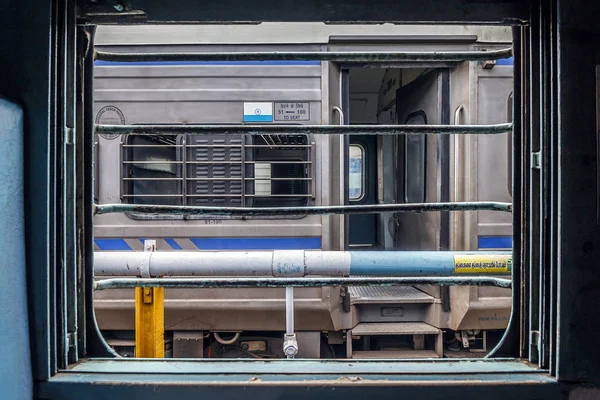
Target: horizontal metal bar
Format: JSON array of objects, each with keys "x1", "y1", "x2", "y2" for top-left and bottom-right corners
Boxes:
[
  {"x1": 97, "y1": 123, "x2": 512, "y2": 136},
  {"x1": 120, "y1": 194, "x2": 184, "y2": 197},
  {"x1": 122, "y1": 144, "x2": 183, "y2": 148},
  {"x1": 123, "y1": 144, "x2": 312, "y2": 148},
  {"x1": 122, "y1": 177, "x2": 243, "y2": 181},
  {"x1": 246, "y1": 177, "x2": 313, "y2": 181},
  {"x1": 121, "y1": 194, "x2": 312, "y2": 198},
  {"x1": 94, "y1": 250, "x2": 511, "y2": 278},
  {"x1": 94, "y1": 276, "x2": 512, "y2": 290},
  {"x1": 123, "y1": 177, "x2": 313, "y2": 181},
  {"x1": 177, "y1": 177, "x2": 243, "y2": 181},
  {"x1": 122, "y1": 177, "x2": 185, "y2": 181},
  {"x1": 124, "y1": 160, "x2": 312, "y2": 164},
  {"x1": 243, "y1": 145, "x2": 312, "y2": 148},
  {"x1": 94, "y1": 201, "x2": 511, "y2": 216},
  {"x1": 124, "y1": 161, "x2": 183, "y2": 164},
  {"x1": 94, "y1": 48, "x2": 512, "y2": 63}
]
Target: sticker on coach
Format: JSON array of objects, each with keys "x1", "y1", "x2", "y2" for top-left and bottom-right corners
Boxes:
[
  {"x1": 95, "y1": 105, "x2": 125, "y2": 140},
  {"x1": 243, "y1": 102, "x2": 273, "y2": 122},
  {"x1": 453, "y1": 254, "x2": 512, "y2": 274},
  {"x1": 274, "y1": 102, "x2": 310, "y2": 121}
]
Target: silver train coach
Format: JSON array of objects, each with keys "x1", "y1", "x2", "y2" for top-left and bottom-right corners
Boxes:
[{"x1": 92, "y1": 24, "x2": 514, "y2": 359}]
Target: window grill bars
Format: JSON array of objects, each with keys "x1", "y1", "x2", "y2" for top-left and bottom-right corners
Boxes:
[
  {"x1": 97, "y1": 123, "x2": 512, "y2": 136},
  {"x1": 92, "y1": 46, "x2": 515, "y2": 292},
  {"x1": 94, "y1": 48, "x2": 512, "y2": 63},
  {"x1": 95, "y1": 276, "x2": 512, "y2": 291},
  {"x1": 94, "y1": 201, "x2": 511, "y2": 216}
]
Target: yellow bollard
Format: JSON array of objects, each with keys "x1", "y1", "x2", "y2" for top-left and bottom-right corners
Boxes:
[
  {"x1": 135, "y1": 239, "x2": 164, "y2": 358},
  {"x1": 135, "y1": 286, "x2": 165, "y2": 358}
]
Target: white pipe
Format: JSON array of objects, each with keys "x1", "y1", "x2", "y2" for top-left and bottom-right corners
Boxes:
[
  {"x1": 94, "y1": 251, "x2": 275, "y2": 277},
  {"x1": 286, "y1": 286, "x2": 294, "y2": 335},
  {"x1": 94, "y1": 250, "x2": 351, "y2": 277},
  {"x1": 93, "y1": 250, "x2": 510, "y2": 277}
]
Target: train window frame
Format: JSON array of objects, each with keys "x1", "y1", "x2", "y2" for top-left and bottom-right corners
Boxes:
[
  {"x1": 349, "y1": 143, "x2": 365, "y2": 200},
  {"x1": 35, "y1": 7, "x2": 578, "y2": 395}
]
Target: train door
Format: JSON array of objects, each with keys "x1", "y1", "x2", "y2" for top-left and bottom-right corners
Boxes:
[
  {"x1": 394, "y1": 69, "x2": 450, "y2": 250},
  {"x1": 348, "y1": 135, "x2": 377, "y2": 248},
  {"x1": 344, "y1": 67, "x2": 379, "y2": 249}
]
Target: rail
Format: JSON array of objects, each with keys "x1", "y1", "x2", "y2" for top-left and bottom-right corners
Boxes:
[
  {"x1": 93, "y1": 250, "x2": 512, "y2": 277},
  {"x1": 97, "y1": 123, "x2": 512, "y2": 136},
  {"x1": 94, "y1": 201, "x2": 511, "y2": 216},
  {"x1": 94, "y1": 48, "x2": 513, "y2": 63},
  {"x1": 94, "y1": 276, "x2": 512, "y2": 291}
]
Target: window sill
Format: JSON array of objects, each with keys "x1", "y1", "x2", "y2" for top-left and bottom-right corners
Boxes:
[{"x1": 37, "y1": 359, "x2": 559, "y2": 399}]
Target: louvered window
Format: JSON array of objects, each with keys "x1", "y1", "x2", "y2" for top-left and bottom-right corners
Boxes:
[{"x1": 122, "y1": 133, "x2": 313, "y2": 217}]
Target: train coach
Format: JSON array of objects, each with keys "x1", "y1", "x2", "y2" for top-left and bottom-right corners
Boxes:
[{"x1": 92, "y1": 24, "x2": 514, "y2": 359}]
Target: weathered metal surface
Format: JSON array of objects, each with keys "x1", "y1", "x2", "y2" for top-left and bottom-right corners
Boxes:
[
  {"x1": 82, "y1": 25, "x2": 119, "y2": 360},
  {"x1": 94, "y1": 201, "x2": 512, "y2": 217},
  {"x1": 79, "y1": 0, "x2": 532, "y2": 25},
  {"x1": 94, "y1": 276, "x2": 512, "y2": 291},
  {"x1": 94, "y1": 48, "x2": 512, "y2": 63},
  {"x1": 60, "y1": 357, "x2": 542, "y2": 374},
  {"x1": 95, "y1": 123, "x2": 512, "y2": 136},
  {"x1": 351, "y1": 322, "x2": 439, "y2": 336},
  {"x1": 81, "y1": 10, "x2": 147, "y2": 23},
  {"x1": 38, "y1": 373, "x2": 560, "y2": 400},
  {"x1": 555, "y1": 1, "x2": 600, "y2": 384},
  {"x1": 348, "y1": 286, "x2": 435, "y2": 305}
]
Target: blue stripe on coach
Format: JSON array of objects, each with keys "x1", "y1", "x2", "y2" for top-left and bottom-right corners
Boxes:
[
  {"x1": 478, "y1": 236, "x2": 513, "y2": 249},
  {"x1": 94, "y1": 60, "x2": 321, "y2": 66},
  {"x1": 94, "y1": 239, "x2": 132, "y2": 251},
  {"x1": 190, "y1": 237, "x2": 321, "y2": 250}
]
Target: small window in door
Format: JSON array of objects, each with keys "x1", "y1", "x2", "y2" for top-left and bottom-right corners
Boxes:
[
  {"x1": 349, "y1": 144, "x2": 364, "y2": 200},
  {"x1": 404, "y1": 111, "x2": 427, "y2": 203}
]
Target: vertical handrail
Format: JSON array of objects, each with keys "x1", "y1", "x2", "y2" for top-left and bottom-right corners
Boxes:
[
  {"x1": 453, "y1": 105, "x2": 465, "y2": 250},
  {"x1": 332, "y1": 106, "x2": 344, "y2": 125}
]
